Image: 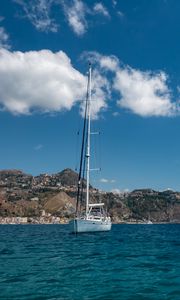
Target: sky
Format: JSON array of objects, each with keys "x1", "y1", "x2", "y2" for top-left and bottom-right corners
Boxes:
[{"x1": 1, "y1": 0, "x2": 180, "y2": 192}]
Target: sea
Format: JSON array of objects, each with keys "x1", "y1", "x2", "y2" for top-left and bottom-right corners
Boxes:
[{"x1": 0, "y1": 224, "x2": 179, "y2": 300}]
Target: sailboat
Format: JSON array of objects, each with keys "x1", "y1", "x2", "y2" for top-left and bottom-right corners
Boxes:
[{"x1": 69, "y1": 64, "x2": 111, "y2": 233}]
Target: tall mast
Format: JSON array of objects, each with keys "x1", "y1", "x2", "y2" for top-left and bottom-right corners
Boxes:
[
  {"x1": 86, "y1": 64, "x2": 91, "y2": 215},
  {"x1": 75, "y1": 67, "x2": 89, "y2": 216}
]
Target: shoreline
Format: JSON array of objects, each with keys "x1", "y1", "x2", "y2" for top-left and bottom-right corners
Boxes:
[
  {"x1": 1, "y1": 215, "x2": 179, "y2": 225},
  {"x1": 0, "y1": 221, "x2": 179, "y2": 225}
]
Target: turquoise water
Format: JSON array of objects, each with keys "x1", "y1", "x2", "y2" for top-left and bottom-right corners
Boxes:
[{"x1": 0, "y1": 224, "x2": 179, "y2": 300}]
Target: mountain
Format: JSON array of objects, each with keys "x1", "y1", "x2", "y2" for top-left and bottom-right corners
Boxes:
[
  {"x1": 105, "y1": 189, "x2": 180, "y2": 223},
  {"x1": 56, "y1": 168, "x2": 79, "y2": 187},
  {"x1": 0, "y1": 169, "x2": 180, "y2": 223}
]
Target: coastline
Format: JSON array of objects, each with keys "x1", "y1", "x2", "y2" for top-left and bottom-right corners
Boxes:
[{"x1": 0, "y1": 217, "x2": 179, "y2": 225}]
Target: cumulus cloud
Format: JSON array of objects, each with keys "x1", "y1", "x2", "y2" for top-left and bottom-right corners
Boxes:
[
  {"x1": 93, "y1": 3, "x2": 110, "y2": 18},
  {"x1": 79, "y1": 68, "x2": 110, "y2": 119},
  {"x1": 62, "y1": 0, "x2": 87, "y2": 36},
  {"x1": 0, "y1": 48, "x2": 177, "y2": 119},
  {"x1": 0, "y1": 49, "x2": 86, "y2": 114},
  {"x1": 90, "y1": 69, "x2": 110, "y2": 118},
  {"x1": 14, "y1": 0, "x2": 58, "y2": 32},
  {"x1": 0, "y1": 49, "x2": 109, "y2": 118},
  {"x1": 84, "y1": 51, "x2": 176, "y2": 117},
  {"x1": 114, "y1": 68, "x2": 175, "y2": 117},
  {"x1": 97, "y1": 54, "x2": 119, "y2": 71}
]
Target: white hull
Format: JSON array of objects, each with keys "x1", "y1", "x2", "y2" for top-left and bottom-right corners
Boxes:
[{"x1": 69, "y1": 218, "x2": 111, "y2": 233}]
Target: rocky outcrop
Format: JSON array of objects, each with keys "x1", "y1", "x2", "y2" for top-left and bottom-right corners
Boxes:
[{"x1": 44, "y1": 191, "x2": 75, "y2": 217}]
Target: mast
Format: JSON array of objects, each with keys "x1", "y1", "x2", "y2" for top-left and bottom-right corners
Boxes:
[
  {"x1": 75, "y1": 68, "x2": 89, "y2": 216},
  {"x1": 86, "y1": 64, "x2": 91, "y2": 215}
]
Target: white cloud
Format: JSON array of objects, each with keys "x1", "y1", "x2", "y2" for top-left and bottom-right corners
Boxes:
[
  {"x1": 100, "y1": 178, "x2": 116, "y2": 183},
  {"x1": 98, "y1": 55, "x2": 119, "y2": 71},
  {"x1": 112, "y1": 111, "x2": 120, "y2": 117},
  {"x1": 84, "y1": 51, "x2": 176, "y2": 117},
  {"x1": 80, "y1": 70, "x2": 109, "y2": 119},
  {"x1": 0, "y1": 49, "x2": 86, "y2": 114},
  {"x1": 0, "y1": 48, "x2": 177, "y2": 119},
  {"x1": 0, "y1": 17, "x2": 10, "y2": 49},
  {"x1": 0, "y1": 27, "x2": 10, "y2": 49},
  {"x1": 14, "y1": 0, "x2": 111, "y2": 36},
  {"x1": 90, "y1": 69, "x2": 110, "y2": 118},
  {"x1": 62, "y1": 0, "x2": 87, "y2": 36},
  {"x1": 93, "y1": 3, "x2": 110, "y2": 18},
  {"x1": 82, "y1": 51, "x2": 119, "y2": 71},
  {"x1": 14, "y1": 0, "x2": 58, "y2": 32},
  {"x1": 62, "y1": 1, "x2": 111, "y2": 35},
  {"x1": 62, "y1": 1, "x2": 110, "y2": 36},
  {"x1": 100, "y1": 178, "x2": 108, "y2": 183},
  {"x1": 114, "y1": 67, "x2": 175, "y2": 117},
  {"x1": 0, "y1": 49, "x2": 109, "y2": 118}
]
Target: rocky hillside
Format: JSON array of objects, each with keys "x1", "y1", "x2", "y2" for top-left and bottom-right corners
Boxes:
[
  {"x1": 0, "y1": 169, "x2": 180, "y2": 223},
  {"x1": 104, "y1": 189, "x2": 180, "y2": 223}
]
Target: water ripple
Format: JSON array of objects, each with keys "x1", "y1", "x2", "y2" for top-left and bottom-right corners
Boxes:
[{"x1": 0, "y1": 224, "x2": 179, "y2": 299}]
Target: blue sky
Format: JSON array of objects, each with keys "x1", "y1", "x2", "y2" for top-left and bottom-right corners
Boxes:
[{"x1": 0, "y1": 0, "x2": 180, "y2": 192}]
